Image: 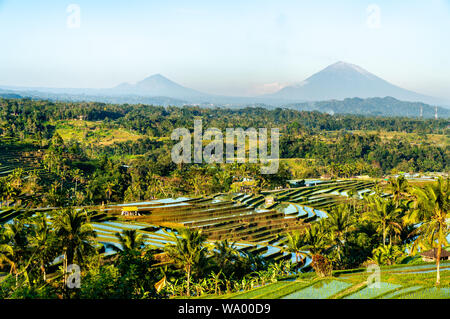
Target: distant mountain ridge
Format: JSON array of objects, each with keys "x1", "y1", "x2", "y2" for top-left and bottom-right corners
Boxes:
[
  {"x1": 111, "y1": 74, "x2": 208, "y2": 99},
  {"x1": 1, "y1": 61, "x2": 449, "y2": 118},
  {"x1": 269, "y1": 61, "x2": 444, "y2": 105}
]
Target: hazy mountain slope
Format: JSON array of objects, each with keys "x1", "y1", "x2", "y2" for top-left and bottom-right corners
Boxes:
[
  {"x1": 269, "y1": 62, "x2": 445, "y2": 105},
  {"x1": 111, "y1": 74, "x2": 208, "y2": 99},
  {"x1": 1, "y1": 62, "x2": 449, "y2": 116}
]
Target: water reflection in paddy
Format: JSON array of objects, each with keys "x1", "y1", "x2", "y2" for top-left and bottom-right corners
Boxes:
[{"x1": 95, "y1": 195, "x2": 331, "y2": 271}]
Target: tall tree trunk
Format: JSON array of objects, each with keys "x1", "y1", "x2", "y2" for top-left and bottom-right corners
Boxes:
[
  {"x1": 186, "y1": 264, "x2": 191, "y2": 297},
  {"x1": 63, "y1": 251, "x2": 68, "y2": 287},
  {"x1": 436, "y1": 245, "x2": 441, "y2": 285},
  {"x1": 41, "y1": 261, "x2": 47, "y2": 282}
]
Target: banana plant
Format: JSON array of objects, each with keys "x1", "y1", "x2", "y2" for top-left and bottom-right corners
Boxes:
[{"x1": 208, "y1": 270, "x2": 223, "y2": 295}]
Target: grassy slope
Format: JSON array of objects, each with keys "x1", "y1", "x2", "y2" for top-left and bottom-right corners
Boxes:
[{"x1": 53, "y1": 120, "x2": 144, "y2": 146}]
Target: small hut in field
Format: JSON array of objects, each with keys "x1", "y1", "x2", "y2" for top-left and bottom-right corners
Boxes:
[
  {"x1": 121, "y1": 206, "x2": 140, "y2": 216},
  {"x1": 420, "y1": 248, "x2": 450, "y2": 262}
]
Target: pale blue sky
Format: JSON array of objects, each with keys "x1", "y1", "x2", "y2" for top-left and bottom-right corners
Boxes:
[{"x1": 0, "y1": 0, "x2": 449, "y2": 98}]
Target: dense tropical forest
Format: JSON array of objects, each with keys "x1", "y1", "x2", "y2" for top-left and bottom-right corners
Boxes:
[
  {"x1": 0, "y1": 97, "x2": 448, "y2": 206},
  {"x1": 287, "y1": 96, "x2": 450, "y2": 118},
  {"x1": 0, "y1": 97, "x2": 449, "y2": 299}
]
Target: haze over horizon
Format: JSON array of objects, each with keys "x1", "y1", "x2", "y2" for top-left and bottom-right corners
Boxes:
[{"x1": 1, "y1": 0, "x2": 450, "y2": 99}]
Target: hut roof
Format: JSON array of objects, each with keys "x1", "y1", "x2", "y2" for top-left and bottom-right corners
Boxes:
[{"x1": 420, "y1": 248, "x2": 450, "y2": 259}]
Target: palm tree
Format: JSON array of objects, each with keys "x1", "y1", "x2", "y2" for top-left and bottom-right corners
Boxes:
[
  {"x1": 213, "y1": 169, "x2": 232, "y2": 192},
  {"x1": 189, "y1": 173, "x2": 205, "y2": 195},
  {"x1": 8, "y1": 168, "x2": 24, "y2": 191},
  {"x1": 303, "y1": 222, "x2": 329, "y2": 255},
  {"x1": 284, "y1": 231, "x2": 307, "y2": 265},
  {"x1": 59, "y1": 165, "x2": 70, "y2": 192},
  {"x1": 364, "y1": 195, "x2": 403, "y2": 246},
  {"x1": 164, "y1": 228, "x2": 208, "y2": 296},
  {"x1": 297, "y1": 222, "x2": 331, "y2": 277},
  {"x1": 0, "y1": 219, "x2": 34, "y2": 285},
  {"x1": 325, "y1": 204, "x2": 356, "y2": 264},
  {"x1": 347, "y1": 189, "x2": 358, "y2": 213},
  {"x1": 71, "y1": 169, "x2": 84, "y2": 193},
  {"x1": 2, "y1": 219, "x2": 28, "y2": 267},
  {"x1": 406, "y1": 177, "x2": 449, "y2": 285},
  {"x1": 370, "y1": 244, "x2": 403, "y2": 266},
  {"x1": 52, "y1": 208, "x2": 97, "y2": 286},
  {"x1": 4, "y1": 179, "x2": 20, "y2": 207},
  {"x1": 114, "y1": 229, "x2": 144, "y2": 253},
  {"x1": 22, "y1": 170, "x2": 40, "y2": 196},
  {"x1": 0, "y1": 226, "x2": 16, "y2": 275},
  {"x1": 29, "y1": 213, "x2": 56, "y2": 282},
  {"x1": 388, "y1": 175, "x2": 409, "y2": 206},
  {"x1": 104, "y1": 181, "x2": 116, "y2": 202},
  {"x1": 212, "y1": 239, "x2": 240, "y2": 273}
]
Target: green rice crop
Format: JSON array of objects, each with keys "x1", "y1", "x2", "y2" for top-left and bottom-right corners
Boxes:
[
  {"x1": 397, "y1": 287, "x2": 450, "y2": 299},
  {"x1": 282, "y1": 280, "x2": 351, "y2": 299},
  {"x1": 379, "y1": 286, "x2": 423, "y2": 299},
  {"x1": 344, "y1": 282, "x2": 401, "y2": 299}
]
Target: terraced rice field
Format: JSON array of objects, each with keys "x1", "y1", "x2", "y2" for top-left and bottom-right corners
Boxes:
[
  {"x1": 218, "y1": 262, "x2": 450, "y2": 299},
  {"x1": 227, "y1": 282, "x2": 292, "y2": 299},
  {"x1": 227, "y1": 279, "x2": 450, "y2": 299},
  {"x1": 0, "y1": 178, "x2": 377, "y2": 266},
  {"x1": 0, "y1": 137, "x2": 77, "y2": 205},
  {"x1": 282, "y1": 280, "x2": 351, "y2": 299},
  {"x1": 396, "y1": 287, "x2": 450, "y2": 299},
  {"x1": 209, "y1": 278, "x2": 316, "y2": 299},
  {"x1": 3, "y1": 171, "x2": 449, "y2": 299},
  {"x1": 0, "y1": 137, "x2": 41, "y2": 177},
  {"x1": 88, "y1": 180, "x2": 375, "y2": 263},
  {"x1": 343, "y1": 282, "x2": 401, "y2": 299},
  {"x1": 379, "y1": 286, "x2": 423, "y2": 299}
]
